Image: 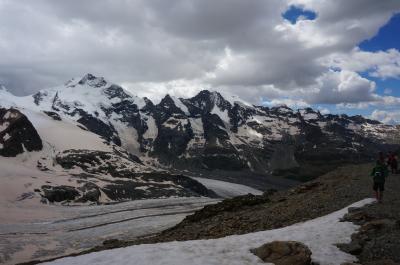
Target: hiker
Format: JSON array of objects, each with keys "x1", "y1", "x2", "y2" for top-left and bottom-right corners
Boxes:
[{"x1": 371, "y1": 160, "x2": 389, "y2": 203}]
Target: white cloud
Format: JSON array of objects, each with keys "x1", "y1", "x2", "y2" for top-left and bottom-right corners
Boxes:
[
  {"x1": 317, "y1": 107, "x2": 330, "y2": 114},
  {"x1": 324, "y1": 48, "x2": 400, "y2": 79},
  {"x1": 380, "y1": 95, "x2": 400, "y2": 106},
  {"x1": 384, "y1": 88, "x2": 393, "y2": 94},
  {"x1": 371, "y1": 109, "x2": 400, "y2": 124},
  {"x1": 123, "y1": 79, "x2": 208, "y2": 103},
  {"x1": 310, "y1": 70, "x2": 376, "y2": 104},
  {"x1": 263, "y1": 98, "x2": 310, "y2": 109}
]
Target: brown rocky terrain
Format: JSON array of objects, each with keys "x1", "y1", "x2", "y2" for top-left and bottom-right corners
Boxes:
[{"x1": 138, "y1": 163, "x2": 389, "y2": 242}]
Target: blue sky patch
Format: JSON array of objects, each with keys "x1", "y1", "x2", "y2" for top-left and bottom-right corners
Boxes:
[
  {"x1": 359, "y1": 13, "x2": 400, "y2": 52},
  {"x1": 282, "y1": 5, "x2": 317, "y2": 24}
]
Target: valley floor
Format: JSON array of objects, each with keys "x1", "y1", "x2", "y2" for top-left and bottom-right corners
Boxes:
[{"x1": 0, "y1": 197, "x2": 220, "y2": 265}]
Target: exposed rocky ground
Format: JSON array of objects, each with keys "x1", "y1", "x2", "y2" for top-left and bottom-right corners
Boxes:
[
  {"x1": 38, "y1": 149, "x2": 218, "y2": 203},
  {"x1": 339, "y1": 175, "x2": 400, "y2": 265}
]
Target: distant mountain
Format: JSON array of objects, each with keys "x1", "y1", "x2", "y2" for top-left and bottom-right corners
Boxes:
[{"x1": 1, "y1": 73, "x2": 399, "y2": 203}]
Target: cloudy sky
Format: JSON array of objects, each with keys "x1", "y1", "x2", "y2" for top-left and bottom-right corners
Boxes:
[{"x1": 0, "y1": 0, "x2": 400, "y2": 124}]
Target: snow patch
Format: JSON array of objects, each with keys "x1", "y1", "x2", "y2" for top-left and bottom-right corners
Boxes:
[
  {"x1": 21, "y1": 108, "x2": 111, "y2": 152},
  {"x1": 3, "y1": 133, "x2": 11, "y2": 141},
  {"x1": 171, "y1": 96, "x2": 189, "y2": 115},
  {"x1": 211, "y1": 105, "x2": 229, "y2": 123},
  {"x1": 143, "y1": 115, "x2": 158, "y2": 139},
  {"x1": 191, "y1": 177, "x2": 262, "y2": 198}
]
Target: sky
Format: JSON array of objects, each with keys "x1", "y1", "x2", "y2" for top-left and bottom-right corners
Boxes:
[{"x1": 0, "y1": 0, "x2": 399, "y2": 124}]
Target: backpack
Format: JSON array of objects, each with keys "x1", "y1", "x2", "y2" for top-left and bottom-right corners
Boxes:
[{"x1": 373, "y1": 167, "x2": 385, "y2": 183}]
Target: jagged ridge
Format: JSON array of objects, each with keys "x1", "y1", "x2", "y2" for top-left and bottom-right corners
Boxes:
[{"x1": 1, "y1": 73, "x2": 399, "y2": 187}]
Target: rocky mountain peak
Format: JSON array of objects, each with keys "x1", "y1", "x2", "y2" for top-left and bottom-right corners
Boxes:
[
  {"x1": 298, "y1": 107, "x2": 321, "y2": 121},
  {"x1": 78, "y1": 73, "x2": 107, "y2": 88},
  {"x1": 157, "y1": 94, "x2": 186, "y2": 114},
  {"x1": 271, "y1": 105, "x2": 294, "y2": 115},
  {"x1": 159, "y1": 94, "x2": 175, "y2": 105},
  {"x1": 187, "y1": 90, "x2": 231, "y2": 113}
]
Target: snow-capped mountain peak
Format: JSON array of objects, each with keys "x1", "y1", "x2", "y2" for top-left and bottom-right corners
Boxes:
[
  {"x1": 298, "y1": 107, "x2": 321, "y2": 121},
  {"x1": 1, "y1": 74, "x2": 399, "y2": 179},
  {"x1": 77, "y1": 73, "x2": 108, "y2": 88}
]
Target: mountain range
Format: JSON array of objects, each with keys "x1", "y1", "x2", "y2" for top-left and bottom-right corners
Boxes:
[{"x1": 1, "y1": 73, "x2": 399, "y2": 204}]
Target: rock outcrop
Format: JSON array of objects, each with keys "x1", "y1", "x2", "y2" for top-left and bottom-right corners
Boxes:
[
  {"x1": 250, "y1": 241, "x2": 312, "y2": 265},
  {"x1": 0, "y1": 108, "x2": 42, "y2": 156}
]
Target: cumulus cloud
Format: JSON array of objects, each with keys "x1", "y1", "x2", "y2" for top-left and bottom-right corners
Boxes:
[
  {"x1": 309, "y1": 70, "x2": 377, "y2": 104},
  {"x1": 371, "y1": 110, "x2": 400, "y2": 125},
  {"x1": 263, "y1": 98, "x2": 310, "y2": 109},
  {"x1": 123, "y1": 79, "x2": 209, "y2": 103},
  {"x1": 0, "y1": 0, "x2": 399, "y2": 117},
  {"x1": 317, "y1": 107, "x2": 330, "y2": 115},
  {"x1": 324, "y1": 48, "x2": 400, "y2": 79}
]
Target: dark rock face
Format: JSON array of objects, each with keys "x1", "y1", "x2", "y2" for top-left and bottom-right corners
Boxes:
[
  {"x1": 78, "y1": 73, "x2": 107, "y2": 87},
  {"x1": 39, "y1": 172, "x2": 216, "y2": 204},
  {"x1": 55, "y1": 149, "x2": 143, "y2": 176},
  {"x1": 41, "y1": 185, "x2": 80, "y2": 202},
  {"x1": 77, "y1": 182, "x2": 101, "y2": 203},
  {"x1": 74, "y1": 109, "x2": 121, "y2": 146},
  {"x1": 43, "y1": 111, "x2": 62, "y2": 121},
  {"x1": 33, "y1": 91, "x2": 48, "y2": 105},
  {"x1": 149, "y1": 95, "x2": 193, "y2": 160},
  {"x1": 0, "y1": 108, "x2": 42, "y2": 157},
  {"x1": 251, "y1": 241, "x2": 312, "y2": 265},
  {"x1": 101, "y1": 173, "x2": 217, "y2": 201},
  {"x1": 44, "y1": 148, "x2": 217, "y2": 203}
]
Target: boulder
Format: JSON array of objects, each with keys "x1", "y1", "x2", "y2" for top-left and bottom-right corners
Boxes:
[
  {"x1": 251, "y1": 241, "x2": 312, "y2": 265},
  {"x1": 337, "y1": 241, "x2": 363, "y2": 255}
]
